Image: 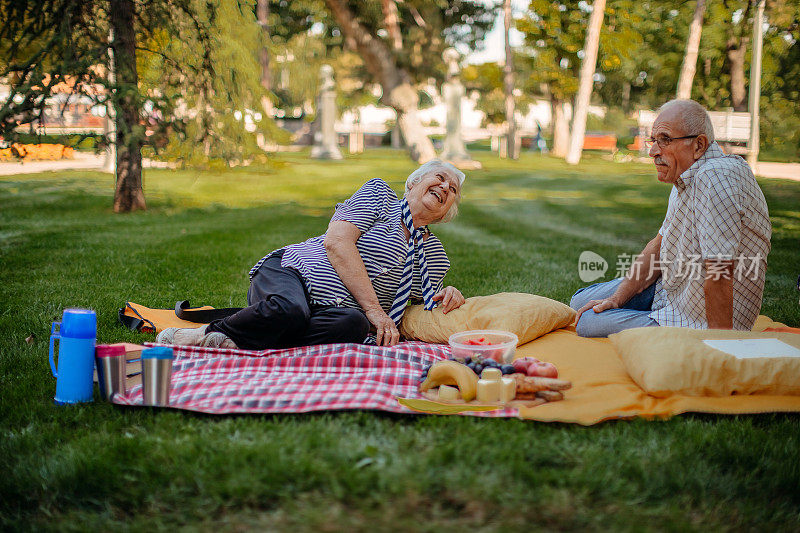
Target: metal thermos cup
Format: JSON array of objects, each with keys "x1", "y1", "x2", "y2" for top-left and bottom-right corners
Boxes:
[
  {"x1": 95, "y1": 344, "x2": 126, "y2": 400},
  {"x1": 141, "y1": 347, "x2": 174, "y2": 406}
]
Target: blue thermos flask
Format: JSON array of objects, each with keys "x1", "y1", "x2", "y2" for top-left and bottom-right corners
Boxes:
[{"x1": 49, "y1": 308, "x2": 97, "y2": 404}]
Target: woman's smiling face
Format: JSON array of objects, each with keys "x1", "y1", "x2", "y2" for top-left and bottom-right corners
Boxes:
[{"x1": 406, "y1": 168, "x2": 461, "y2": 226}]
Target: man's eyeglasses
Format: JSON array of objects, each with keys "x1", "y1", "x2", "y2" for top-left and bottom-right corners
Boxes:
[{"x1": 644, "y1": 134, "x2": 700, "y2": 150}]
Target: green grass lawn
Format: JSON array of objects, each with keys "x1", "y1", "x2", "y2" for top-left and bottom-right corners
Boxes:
[{"x1": 2, "y1": 149, "x2": 799, "y2": 531}]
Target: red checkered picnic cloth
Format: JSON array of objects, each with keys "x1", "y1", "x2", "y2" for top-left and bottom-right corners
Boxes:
[{"x1": 112, "y1": 341, "x2": 518, "y2": 417}]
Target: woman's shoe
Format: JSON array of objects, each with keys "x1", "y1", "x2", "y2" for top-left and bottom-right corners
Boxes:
[
  {"x1": 198, "y1": 331, "x2": 238, "y2": 349},
  {"x1": 156, "y1": 326, "x2": 207, "y2": 346},
  {"x1": 155, "y1": 327, "x2": 178, "y2": 344}
]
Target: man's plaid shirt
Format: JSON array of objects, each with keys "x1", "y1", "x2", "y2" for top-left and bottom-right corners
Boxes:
[{"x1": 649, "y1": 142, "x2": 772, "y2": 330}]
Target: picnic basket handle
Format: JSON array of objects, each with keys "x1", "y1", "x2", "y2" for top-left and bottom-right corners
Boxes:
[{"x1": 49, "y1": 321, "x2": 61, "y2": 378}]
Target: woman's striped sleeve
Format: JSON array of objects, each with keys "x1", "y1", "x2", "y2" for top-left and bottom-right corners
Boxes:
[{"x1": 330, "y1": 178, "x2": 395, "y2": 233}]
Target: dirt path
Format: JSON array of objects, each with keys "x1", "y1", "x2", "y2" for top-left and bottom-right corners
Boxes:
[
  {"x1": 0, "y1": 152, "x2": 107, "y2": 176},
  {"x1": 755, "y1": 162, "x2": 800, "y2": 182},
  {"x1": 0, "y1": 153, "x2": 173, "y2": 176},
  {"x1": 1, "y1": 152, "x2": 798, "y2": 182}
]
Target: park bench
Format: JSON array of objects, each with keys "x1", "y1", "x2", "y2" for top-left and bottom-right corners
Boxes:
[
  {"x1": 627, "y1": 136, "x2": 643, "y2": 151},
  {"x1": 582, "y1": 133, "x2": 618, "y2": 152},
  {"x1": 490, "y1": 130, "x2": 618, "y2": 154},
  {"x1": 6, "y1": 143, "x2": 73, "y2": 161},
  {"x1": 637, "y1": 109, "x2": 751, "y2": 155}
]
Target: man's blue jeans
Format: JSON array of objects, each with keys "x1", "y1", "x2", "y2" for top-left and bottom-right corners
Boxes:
[{"x1": 569, "y1": 278, "x2": 659, "y2": 337}]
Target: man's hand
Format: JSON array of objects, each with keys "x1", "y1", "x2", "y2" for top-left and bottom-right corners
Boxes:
[
  {"x1": 364, "y1": 306, "x2": 400, "y2": 346},
  {"x1": 432, "y1": 286, "x2": 466, "y2": 314},
  {"x1": 574, "y1": 297, "x2": 620, "y2": 325}
]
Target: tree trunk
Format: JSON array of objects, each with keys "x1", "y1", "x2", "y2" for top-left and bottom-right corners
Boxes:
[
  {"x1": 103, "y1": 30, "x2": 116, "y2": 174},
  {"x1": 110, "y1": 0, "x2": 145, "y2": 213},
  {"x1": 195, "y1": 83, "x2": 211, "y2": 156},
  {"x1": 726, "y1": 1, "x2": 751, "y2": 113},
  {"x1": 621, "y1": 81, "x2": 631, "y2": 111},
  {"x1": 747, "y1": 0, "x2": 765, "y2": 169},
  {"x1": 566, "y1": 0, "x2": 606, "y2": 165},
  {"x1": 503, "y1": 0, "x2": 517, "y2": 160},
  {"x1": 257, "y1": 0, "x2": 273, "y2": 115},
  {"x1": 381, "y1": 0, "x2": 402, "y2": 51},
  {"x1": 676, "y1": 0, "x2": 706, "y2": 99},
  {"x1": 727, "y1": 37, "x2": 748, "y2": 111},
  {"x1": 324, "y1": 0, "x2": 436, "y2": 163},
  {"x1": 551, "y1": 97, "x2": 569, "y2": 158}
]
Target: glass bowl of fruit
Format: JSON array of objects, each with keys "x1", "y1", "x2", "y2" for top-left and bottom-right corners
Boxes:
[{"x1": 448, "y1": 330, "x2": 518, "y2": 364}]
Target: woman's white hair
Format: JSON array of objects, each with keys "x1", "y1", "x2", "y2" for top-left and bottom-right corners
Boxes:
[
  {"x1": 404, "y1": 159, "x2": 466, "y2": 224},
  {"x1": 659, "y1": 99, "x2": 716, "y2": 143}
]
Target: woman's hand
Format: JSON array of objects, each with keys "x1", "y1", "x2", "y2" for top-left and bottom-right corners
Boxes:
[
  {"x1": 364, "y1": 306, "x2": 400, "y2": 346},
  {"x1": 432, "y1": 286, "x2": 465, "y2": 314}
]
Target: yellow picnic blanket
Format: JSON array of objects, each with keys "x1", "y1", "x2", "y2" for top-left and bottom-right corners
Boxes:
[
  {"x1": 122, "y1": 302, "x2": 800, "y2": 424},
  {"x1": 511, "y1": 318, "x2": 800, "y2": 424}
]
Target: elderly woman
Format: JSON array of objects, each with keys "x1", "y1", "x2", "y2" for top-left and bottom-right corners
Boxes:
[{"x1": 158, "y1": 159, "x2": 467, "y2": 349}]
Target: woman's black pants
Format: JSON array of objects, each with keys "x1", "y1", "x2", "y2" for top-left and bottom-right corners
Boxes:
[{"x1": 206, "y1": 252, "x2": 370, "y2": 350}]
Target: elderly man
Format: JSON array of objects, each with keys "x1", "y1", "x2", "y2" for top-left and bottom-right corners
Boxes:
[{"x1": 570, "y1": 99, "x2": 772, "y2": 337}]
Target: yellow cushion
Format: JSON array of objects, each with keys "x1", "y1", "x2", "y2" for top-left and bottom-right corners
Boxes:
[
  {"x1": 399, "y1": 292, "x2": 576, "y2": 346},
  {"x1": 609, "y1": 327, "x2": 800, "y2": 397}
]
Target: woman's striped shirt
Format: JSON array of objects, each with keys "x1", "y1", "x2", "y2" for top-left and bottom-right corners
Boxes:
[{"x1": 248, "y1": 178, "x2": 450, "y2": 313}]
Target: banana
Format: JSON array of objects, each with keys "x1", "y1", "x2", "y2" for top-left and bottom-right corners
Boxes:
[{"x1": 418, "y1": 360, "x2": 478, "y2": 402}]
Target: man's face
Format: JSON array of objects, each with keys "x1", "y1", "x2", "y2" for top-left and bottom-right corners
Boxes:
[{"x1": 648, "y1": 109, "x2": 704, "y2": 185}]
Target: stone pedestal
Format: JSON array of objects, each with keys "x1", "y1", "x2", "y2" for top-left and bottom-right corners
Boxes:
[
  {"x1": 311, "y1": 65, "x2": 342, "y2": 160},
  {"x1": 349, "y1": 126, "x2": 364, "y2": 153},
  {"x1": 390, "y1": 126, "x2": 404, "y2": 149}
]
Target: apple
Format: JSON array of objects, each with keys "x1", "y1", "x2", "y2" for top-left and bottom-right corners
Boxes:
[
  {"x1": 512, "y1": 359, "x2": 531, "y2": 374},
  {"x1": 537, "y1": 363, "x2": 558, "y2": 378},
  {"x1": 527, "y1": 361, "x2": 558, "y2": 378}
]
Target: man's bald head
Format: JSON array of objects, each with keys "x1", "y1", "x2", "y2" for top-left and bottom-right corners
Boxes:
[
  {"x1": 649, "y1": 99, "x2": 714, "y2": 184},
  {"x1": 658, "y1": 99, "x2": 715, "y2": 143}
]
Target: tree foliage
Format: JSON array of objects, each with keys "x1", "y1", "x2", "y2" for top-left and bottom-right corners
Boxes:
[
  {"x1": 336, "y1": 0, "x2": 496, "y2": 85},
  {"x1": 512, "y1": 0, "x2": 799, "y2": 158},
  {"x1": 138, "y1": 0, "x2": 281, "y2": 166},
  {"x1": 461, "y1": 61, "x2": 537, "y2": 126},
  {"x1": 3, "y1": 0, "x2": 799, "y2": 166},
  {"x1": 758, "y1": 0, "x2": 800, "y2": 158},
  {"x1": 0, "y1": 1, "x2": 108, "y2": 135},
  {"x1": 517, "y1": 0, "x2": 642, "y2": 105},
  {"x1": 1, "y1": 0, "x2": 281, "y2": 176},
  {"x1": 267, "y1": 1, "x2": 497, "y2": 121},
  {"x1": 462, "y1": 62, "x2": 507, "y2": 125}
]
